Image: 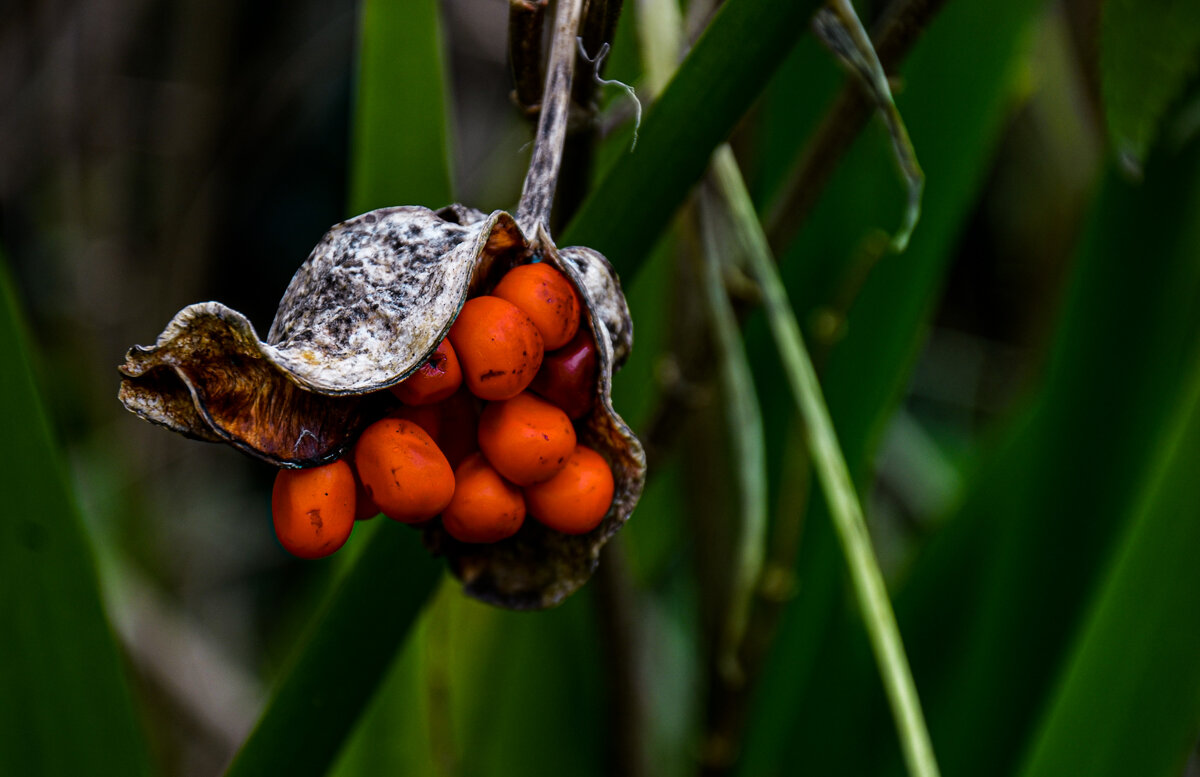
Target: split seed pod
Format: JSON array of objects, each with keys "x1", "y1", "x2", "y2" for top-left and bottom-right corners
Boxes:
[{"x1": 118, "y1": 204, "x2": 645, "y2": 609}]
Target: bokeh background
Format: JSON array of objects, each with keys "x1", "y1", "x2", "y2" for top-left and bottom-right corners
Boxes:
[{"x1": 4, "y1": 0, "x2": 1200, "y2": 775}]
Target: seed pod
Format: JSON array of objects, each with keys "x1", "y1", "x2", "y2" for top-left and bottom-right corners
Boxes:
[{"x1": 118, "y1": 204, "x2": 645, "y2": 609}]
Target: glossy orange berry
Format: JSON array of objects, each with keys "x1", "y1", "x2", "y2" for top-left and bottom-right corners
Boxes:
[
  {"x1": 530, "y1": 326, "x2": 597, "y2": 420},
  {"x1": 524, "y1": 445, "x2": 614, "y2": 535},
  {"x1": 390, "y1": 338, "x2": 462, "y2": 405},
  {"x1": 493, "y1": 262, "x2": 581, "y2": 350},
  {"x1": 448, "y1": 295, "x2": 544, "y2": 401},
  {"x1": 442, "y1": 453, "x2": 525, "y2": 543},
  {"x1": 477, "y1": 392, "x2": 576, "y2": 486},
  {"x1": 354, "y1": 418, "x2": 455, "y2": 524},
  {"x1": 272, "y1": 460, "x2": 356, "y2": 559}
]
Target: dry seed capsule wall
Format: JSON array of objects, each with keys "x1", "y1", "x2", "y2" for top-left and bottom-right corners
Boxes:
[{"x1": 118, "y1": 207, "x2": 645, "y2": 609}]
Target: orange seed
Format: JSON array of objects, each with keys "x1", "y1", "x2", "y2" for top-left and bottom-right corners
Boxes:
[
  {"x1": 493, "y1": 262, "x2": 581, "y2": 350},
  {"x1": 524, "y1": 445, "x2": 614, "y2": 535},
  {"x1": 271, "y1": 460, "x2": 356, "y2": 559},
  {"x1": 442, "y1": 453, "x2": 525, "y2": 543},
  {"x1": 448, "y1": 295, "x2": 544, "y2": 401},
  {"x1": 354, "y1": 418, "x2": 455, "y2": 524},
  {"x1": 390, "y1": 338, "x2": 462, "y2": 405},
  {"x1": 477, "y1": 391, "x2": 576, "y2": 486}
]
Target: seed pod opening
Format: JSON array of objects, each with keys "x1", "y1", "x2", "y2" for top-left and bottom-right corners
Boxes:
[{"x1": 118, "y1": 203, "x2": 645, "y2": 609}]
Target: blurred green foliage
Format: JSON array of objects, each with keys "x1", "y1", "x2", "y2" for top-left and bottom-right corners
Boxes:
[
  {"x1": 1101, "y1": 0, "x2": 1200, "y2": 172},
  {"x1": 0, "y1": 261, "x2": 152, "y2": 777},
  {"x1": 3, "y1": 0, "x2": 1200, "y2": 776}
]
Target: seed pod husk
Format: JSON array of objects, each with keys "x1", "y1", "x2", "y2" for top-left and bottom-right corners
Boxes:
[{"x1": 119, "y1": 203, "x2": 645, "y2": 609}]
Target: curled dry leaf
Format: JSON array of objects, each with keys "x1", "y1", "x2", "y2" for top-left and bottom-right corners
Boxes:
[{"x1": 118, "y1": 203, "x2": 645, "y2": 609}]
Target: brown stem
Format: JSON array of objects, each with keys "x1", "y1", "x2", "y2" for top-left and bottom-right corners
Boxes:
[
  {"x1": 594, "y1": 538, "x2": 652, "y2": 777},
  {"x1": 509, "y1": 0, "x2": 548, "y2": 113},
  {"x1": 555, "y1": 0, "x2": 627, "y2": 231},
  {"x1": 515, "y1": 0, "x2": 586, "y2": 235},
  {"x1": 765, "y1": 0, "x2": 949, "y2": 253}
]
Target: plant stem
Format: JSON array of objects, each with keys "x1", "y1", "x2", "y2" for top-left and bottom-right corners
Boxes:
[
  {"x1": 594, "y1": 539, "x2": 652, "y2": 777},
  {"x1": 696, "y1": 186, "x2": 769, "y2": 688},
  {"x1": 814, "y1": 0, "x2": 923, "y2": 251},
  {"x1": 766, "y1": 0, "x2": 949, "y2": 252},
  {"x1": 508, "y1": 0, "x2": 549, "y2": 113},
  {"x1": 516, "y1": 0, "x2": 585, "y2": 235},
  {"x1": 710, "y1": 145, "x2": 941, "y2": 777}
]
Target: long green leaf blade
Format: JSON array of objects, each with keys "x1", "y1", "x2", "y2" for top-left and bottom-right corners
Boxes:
[
  {"x1": 0, "y1": 260, "x2": 153, "y2": 777},
  {"x1": 904, "y1": 136, "x2": 1200, "y2": 777},
  {"x1": 349, "y1": 0, "x2": 454, "y2": 212},
  {"x1": 736, "y1": 0, "x2": 1049, "y2": 772},
  {"x1": 711, "y1": 146, "x2": 939, "y2": 777},
  {"x1": 225, "y1": 520, "x2": 442, "y2": 777},
  {"x1": 772, "y1": 109, "x2": 1200, "y2": 777},
  {"x1": 696, "y1": 185, "x2": 769, "y2": 689},
  {"x1": 1017, "y1": 349, "x2": 1200, "y2": 777}
]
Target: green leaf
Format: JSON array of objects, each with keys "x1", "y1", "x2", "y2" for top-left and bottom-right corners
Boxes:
[
  {"x1": 0, "y1": 259, "x2": 153, "y2": 777},
  {"x1": 899, "y1": 139, "x2": 1200, "y2": 777},
  {"x1": 766, "y1": 110, "x2": 1200, "y2": 777},
  {"x1": 1017, "y1": 348, "x2": 1200, "y2": 777},
  {"x1": 561, "y1": 0, "x2": 824, "y2": 276},
  {"x1": 329, "y1": 581, "x2": 484, "y2": 777},
  {"x1": 349, "y1": 0, "x2": 454, "y2": 213},
  {"x1": 329, "y1": 580, "x2": 607, "y2": 777},
  {"x1": 452, "y1": 595, "x2": 606, "y2": 777},
  {"x1": 1101, "y1": 0, "x2": 1200, "y2": 173},
  {"x1": 225, "y1": 520, "x2": 442, "y2": 777},
  {"x1": 735, "y1": 0, "x2": 1049, "y2": 772}
]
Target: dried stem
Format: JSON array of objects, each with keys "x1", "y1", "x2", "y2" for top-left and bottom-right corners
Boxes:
[
  {"x1": 556, "y1": 0, "x2": 627, "y2": 228},
  {"x1": 765, "y1": 0, "x2": 948, "y2": 253},
  {"x1": 594, "y1": 539, "x2": 652, "y2": 777},
  {"x1": 515, "y1": 0, "x2": 586, "y2": 235},
  {"x1": 697, "y1": 184, "x2": 768, "y2": 689},
  {"x1": 508, "y1": 0, "x2": 549, "y2": 113}
]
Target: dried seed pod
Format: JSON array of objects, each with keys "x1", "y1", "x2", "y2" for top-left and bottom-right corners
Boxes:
[{"x1": 118, "y1": 204, "x2": 645, "y2": 609}]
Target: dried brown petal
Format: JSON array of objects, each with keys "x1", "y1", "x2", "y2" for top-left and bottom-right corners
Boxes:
[{"x1": 119, "y1": 204, "x2": 645, "y2": 608}]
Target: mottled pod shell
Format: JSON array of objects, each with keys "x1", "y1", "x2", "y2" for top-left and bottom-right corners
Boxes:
[{"x1": 118, "y1": 204, "x2": 645, "y2": 609}]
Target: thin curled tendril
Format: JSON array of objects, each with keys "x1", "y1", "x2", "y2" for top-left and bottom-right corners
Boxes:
[{"x1": 577, "y1": 39, "x2": 642, "y2": 151}]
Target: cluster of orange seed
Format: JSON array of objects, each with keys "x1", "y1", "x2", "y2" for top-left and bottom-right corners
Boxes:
[{"x1": 270, "y1": 262, "x2": 615, "y2": 559}]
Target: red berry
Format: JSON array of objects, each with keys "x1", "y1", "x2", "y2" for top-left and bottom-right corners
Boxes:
[
  {"x1": 477, "y1": 392, "x2": 576, "y2": 486},
  {"x1": 530, "y1": 326, "x2": 597, "y2": 420}
]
